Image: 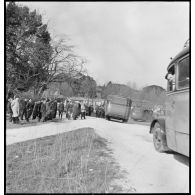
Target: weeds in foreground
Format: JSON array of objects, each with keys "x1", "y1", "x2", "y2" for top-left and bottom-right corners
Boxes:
[{"x1": 6, "y1": 128, "x2": 129, "y2": 193}]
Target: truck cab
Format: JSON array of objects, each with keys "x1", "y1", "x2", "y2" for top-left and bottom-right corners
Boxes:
[{"x1": 150, "y1": 44, "x2": 189, "y2": 157}]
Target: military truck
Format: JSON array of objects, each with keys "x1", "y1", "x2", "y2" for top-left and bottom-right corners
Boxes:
[
  {"x1": 104, "y1": 95, "x2": 132, "y2": 122},
  {"x1": 150, "y1": 43, "x2": 189, "y2": 157}
]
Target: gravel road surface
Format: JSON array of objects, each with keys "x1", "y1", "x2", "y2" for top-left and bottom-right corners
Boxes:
[{"x1": 6, "y1": 117, "x2": 189, "y2": 193}]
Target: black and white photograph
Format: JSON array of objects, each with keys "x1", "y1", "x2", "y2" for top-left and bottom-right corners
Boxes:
[{"x1": 5, "y1": 1, "x2": 190, "y2": 193}]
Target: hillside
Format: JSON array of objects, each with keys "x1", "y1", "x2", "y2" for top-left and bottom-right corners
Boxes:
[
  {"x1": 99, "y1": 82, "x2": 166, "y2": 105},
  {"x1": 100, "y1": 82, "x2": 140, "y2": 99},
  {"x1": 140, "y1": 85, "x2": 166, "y2": 105}
]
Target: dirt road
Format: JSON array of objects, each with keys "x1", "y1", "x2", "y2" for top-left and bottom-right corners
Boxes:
[{"x1": 6, "y1": 117, "x2": 189, "y2": 193}]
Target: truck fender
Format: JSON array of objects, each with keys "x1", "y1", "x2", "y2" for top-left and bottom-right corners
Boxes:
[{"x1": 150, "y1": 118, "x2": 165, "y2": 134}]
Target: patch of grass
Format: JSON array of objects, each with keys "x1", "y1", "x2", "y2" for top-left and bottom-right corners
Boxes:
[{"x1": 6, "y1": 128, "x2": 128, "y2": 193}]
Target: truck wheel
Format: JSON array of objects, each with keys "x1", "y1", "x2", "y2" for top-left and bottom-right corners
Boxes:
[
  {"x1": 106, "y1": 116, "x2": 110, "y2": 120},
  {"x1": 143, "y1": 110, "x2": 149, "y2": 121},
  {"x1": 152, "y1": 122, "x2": 168, "y2": 152},
  {"x1": 123, "y1": 119, "x2": 128, "y2": 123}
]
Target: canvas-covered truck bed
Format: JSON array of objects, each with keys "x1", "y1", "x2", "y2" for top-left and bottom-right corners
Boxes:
[{"x1": 105, "y1": 95, "x2": 132, "y2": 122}]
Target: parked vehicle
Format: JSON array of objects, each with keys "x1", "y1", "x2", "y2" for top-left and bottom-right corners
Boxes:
[
  {"x1": 104, "y1": 95, "x2": 132, "y2": 122},
  {"x1": 131, "y1": 100, "x2": 154, "y2": 122},
  {"x1": 150, "y1": 44, "x2": 189, "y2": 157},
  {"x1": 131, "y1": 107, "x2": 153, "y2": 121}
]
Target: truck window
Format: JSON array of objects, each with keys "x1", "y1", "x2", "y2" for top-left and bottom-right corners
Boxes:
[
  {"x1": 166, "y1": 65, "x2": 175, "y2": 92},
  {"x1": 177, "y1": 56, "x2": 189, "y2": 90}
]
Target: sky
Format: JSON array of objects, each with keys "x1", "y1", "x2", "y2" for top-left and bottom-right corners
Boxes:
[{"x1": 20, "y1": 2, "x2": 189, "y2": 89}]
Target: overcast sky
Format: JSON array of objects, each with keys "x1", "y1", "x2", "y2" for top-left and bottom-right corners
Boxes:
[{"x1": 20, "y1": 2, "x2": 189, "y2": 89}]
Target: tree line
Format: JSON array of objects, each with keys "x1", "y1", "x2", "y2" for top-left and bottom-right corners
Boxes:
[{"x1": 6, "y1": 2, "x2": 91, "y2": 99}]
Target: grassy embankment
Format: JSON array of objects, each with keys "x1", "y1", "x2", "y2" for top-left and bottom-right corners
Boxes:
[{"x1": 6, "y1": 128, "x2": 133, "y2": 193}]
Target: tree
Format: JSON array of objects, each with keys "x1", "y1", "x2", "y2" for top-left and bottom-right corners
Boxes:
[
  {"x1": 6, "y1": 2, "x2": 87, "y2": 98},
  {"x1": 6, "y1": 2, "x2": 52, "y2": 94},
  {"x1": 68, "y1": 74, "x2": 96, "y2": 98},
  {"x1": 33, "y1": 36, "x2": 87, "y2": 96},
  {"x1": 79, "y1": 75, "x2": 97, "y2": 98}
]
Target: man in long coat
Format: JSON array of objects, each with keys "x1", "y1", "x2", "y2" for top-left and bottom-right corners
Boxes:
[
  {"x1": 58, "y1": 101, "x2": 64, "y2": 119},
  {"x1": 7, "y1": 98, "x2": 13, "y2": 122},
  {"x1": 11, "y1": 97, "x2": 20, "y2": 124},
  {"x1": 26, "y1": 99, "x2": 34, "y2": 122},
  {"x1": 20, "y1": 98, "x2": 28, "y2": 120},
  {"x1": 80, "y1": 101, "x2": 86, "y2": 120},
  {"x1": 32, "y1": 100, "x2": 42, "y2": 121},
  {"x1": 51, "y1": 99, "x2": 58, "y2": 119},
  {"x1": 40, "y1": 99, "x2": 47, "y2": 122},
  {"x1": 72, "y1": 102, "x2": 80, "y2": 120}
]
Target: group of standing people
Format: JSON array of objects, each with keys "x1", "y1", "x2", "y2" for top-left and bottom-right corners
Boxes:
[
  {"x1": 7, "y1": 96, "x2": 60, "y2": 124},
  {"x1": 7, "y1": 95, "x2": 107, "y2": 125},
  {"x1": 6, "y1": 96, "x2": 89, "y2": 124},
  {"x1": 65, "y1": 100, "x2": 87, "y2": 120}
]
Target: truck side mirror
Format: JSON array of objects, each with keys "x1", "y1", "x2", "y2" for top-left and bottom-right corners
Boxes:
[{"x1": 165, "y1": 73, "x2": 168, "y2": 80}]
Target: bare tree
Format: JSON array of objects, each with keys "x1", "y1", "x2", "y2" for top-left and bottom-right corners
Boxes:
[{"x1": 32, "y1": 36, "x2": 87, "y2": 97}]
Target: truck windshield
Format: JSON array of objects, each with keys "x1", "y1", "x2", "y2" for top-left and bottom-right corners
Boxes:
[
  {"x1": 108, "y1": 96, "x2": 127, "y2": 105},
  {"x1": 177, "y1": 56, "x2": 189, "y2": 89}
]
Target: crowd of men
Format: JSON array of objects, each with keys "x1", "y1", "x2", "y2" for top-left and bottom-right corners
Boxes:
[{"x1": 7, "y1": 95, "x2": 105, "y2": 124}]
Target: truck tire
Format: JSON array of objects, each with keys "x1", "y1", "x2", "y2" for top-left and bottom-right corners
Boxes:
[
  {"x1": 106, "y1": 116, "x2": 110, "y2": 121},
  {"x1": 143, "y1": 110, "x2": 150, "y2": 121},
  {"x1": 152, "y1": 122, "x2": 169, "y2": 152}
]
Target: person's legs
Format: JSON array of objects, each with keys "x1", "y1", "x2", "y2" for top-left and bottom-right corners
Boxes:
[
  {"x1": 12, "y1": 117, "x2": 16, "y2": 124},
  {"x1": 23, "y1": 109, "x2": 27, "y2": 121},
  {"x1": 20, "y1": 110, "x2": 24, "y2": 120},
  {"x1": 42, "y1": 113, "x2": 46, "y2": 122},
  {"x1": 16, "y1": 117, "x2": 20, "y2": 124},
  {"x1": 37, "y1": 112, "x2": 41, "y2": 122},
  {"x1": 67, "y1": 112, "x2": 70, "y2": 120},
  {"x1": 9, "y1": 113, "x2": 13, "y2": 122},
  {"x1": 53, "y1": 110, "x2": 57, "y2": 118},
  {"x1": 26, "y1": 111, "x2": 30, "y2": 122},
  {"x1": 81, "y1": 112, "x2": 85, "y2": 119}
]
